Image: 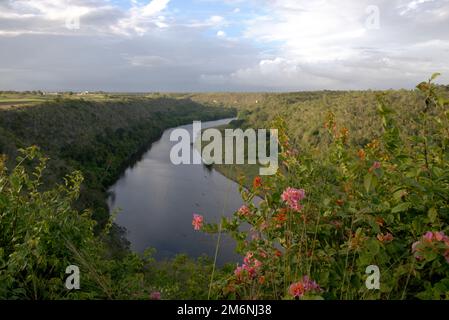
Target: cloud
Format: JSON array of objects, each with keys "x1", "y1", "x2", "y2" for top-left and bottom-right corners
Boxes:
[
  {"x1": 216, "y1": 30, "x2": 226, "y2": 37},
  {"x1": 0, "y1": 0, "x2": 448, "y2": 91},
  {"x1": 111, "y1": 0, "x2": 171, "y2": 36},
  {"x1": 199, "y1": 0, "x2": 449, "y2": 90},
  {"x1": 125, "y1": 55, "x2": 171, "y2": 67}
]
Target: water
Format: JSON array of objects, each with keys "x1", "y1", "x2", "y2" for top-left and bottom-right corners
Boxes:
[{"x1": 108, "y1": 118, "x2": 245, "y2": 265}]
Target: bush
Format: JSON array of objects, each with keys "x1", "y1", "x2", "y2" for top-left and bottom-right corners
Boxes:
[{"x1": 202, "y1": 75, "x2": 449, "y2": 300}]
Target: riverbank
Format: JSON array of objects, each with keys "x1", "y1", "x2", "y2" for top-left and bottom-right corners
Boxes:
[{"x1": 0, "y1": 97, "x2": 236, "y2": 253}]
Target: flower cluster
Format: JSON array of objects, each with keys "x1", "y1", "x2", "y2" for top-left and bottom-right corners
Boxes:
[
  {"x1": 281, "y1": 187, "x2": 305, "y2": 212},
  {"x1": 412, "y1": 231, "x2": 449, "y2": 263},
  {"x1": 288, "y1": 276, "x2": 321, "y2": 298},
  {"x1": 192, "y1": 214, "x2": 203, "y2": 231},
  {"x1": 237, "y1": 205, "x2": 251, "y2": 217},
  {"x1": 234, "y1": 252, "x2": 263, "y2": 281}
]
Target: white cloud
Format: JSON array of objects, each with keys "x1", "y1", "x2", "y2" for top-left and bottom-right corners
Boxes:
[
  {"x1": 111, "y1": 0, "x2": 170, "y2": 36},
  {"x1": 0, "y1": 0, "x2": 448, "y2": 91}
]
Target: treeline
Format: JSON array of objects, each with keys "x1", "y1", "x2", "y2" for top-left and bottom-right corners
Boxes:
[
  {"x1": 0, "y1": 97, "x2": 235, "y2": 247},
  {"x1": 0, "y1": 96, "x2": 236, "y2": 299}
]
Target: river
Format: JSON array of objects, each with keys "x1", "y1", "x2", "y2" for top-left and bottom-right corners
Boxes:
[{"x1": 108, "y1": 118, "x2": 245, "y2": 265}]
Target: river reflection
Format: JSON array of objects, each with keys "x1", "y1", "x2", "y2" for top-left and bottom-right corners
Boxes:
[{"x1": 108, "y1": 118, "x2": 247, "y2": 265}]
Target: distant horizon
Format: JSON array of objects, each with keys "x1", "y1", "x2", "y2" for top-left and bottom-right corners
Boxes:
[{"x1": 1, "y1": 85, "x2": 447, "y2": 94}]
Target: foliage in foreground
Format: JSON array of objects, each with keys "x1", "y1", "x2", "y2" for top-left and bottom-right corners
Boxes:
[
  {"x1": 0, "y1": 148, "x2": 219, "y2": 299},
  {"x1": 202, "y1": 74, "x2": 449, "y2": 299}
]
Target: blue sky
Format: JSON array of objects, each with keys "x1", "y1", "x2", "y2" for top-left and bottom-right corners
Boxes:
[{"x1": 0, "y1": 0, "x2": 449, "y2": 91}]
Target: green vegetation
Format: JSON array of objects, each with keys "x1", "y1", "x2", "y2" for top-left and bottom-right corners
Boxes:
[
  {"x1": 0, "y1": 148, "x2": 226, "y2": 299},
  {"x1": 1, "y1": 76, "x2": 449, "y2": 299},
  {"x1": 0, "y1": 95, "x2": 235, "y2": 299},
  {"x1": 0, "y1": 97, "x2": 235, "y2": 237},
  {"x1": 200, "y1": 74, "x2": 449, "y2": 299}
]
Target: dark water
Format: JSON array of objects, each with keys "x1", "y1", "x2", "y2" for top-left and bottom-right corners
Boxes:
[{"x1": 108, "y1": 118, "x2": 245, "y2": 265}]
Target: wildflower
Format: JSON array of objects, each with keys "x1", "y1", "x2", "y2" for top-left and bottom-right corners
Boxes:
[
  {"x1": 288, "y1": 282, "x2": 304, "y2": 298},
  {"x1": 253, "y1": 259, "x2": 262, "y2": 269},
  {"x1": 237, "y1": 252, "x2": 263, "y2": 279},
  {"x1": 435, "y1": 231, "x2": 448, "y2": 242},
  {"x1": 367, "y1": 139, "x2": 380, "y2": 150},
  {"x1": 288, "y1": 276, "x2": 320, "y2": 298},
  {"x1": 237, "y1": 205, "x2": 251, "y2": 217},
  {"x1": 273, "y1": 212, "x2": 287, "y2": 226},
  {"x1": 150, "y1": 291, "x2": 161, "y2": 300},
  {"x1": 423, "y1": 231, "x2": 434, "y2": 242},
  {"x1": 259, "y1": 249, "x2": 268, "y2": 259},
  {"x1": 412, "y1": 231, "x2": 449, "y2": 263},
  {"x1": 281, "y1": 187, "x2": 306, "y2": 212},
  {"x1": 357, "y1": 149, "x2": 366, "y2": 161},
  {"x1": 369, "y1": 161, "x2": 381, "y2": 172},
  {"x1": 192, "y1": 214, "x2": 203, "y2": 231},
  {"x1": 275, "y1": 249, "x2": 282, "y2": 257},
  {"x1": 234, "y1": 265, "x2": 244, "y2": 279},
  {"x1": 377, "y1": 232, "x2": 394, "y2": 243},
  {"x1": 258, "y1": 276, "x2": 265, "y2": 285},
  {"x1": 253, "y1": 176, "x2": 262, "y2": 189},
  {"x1": 340, "y1": 127, "x2": 349, "y2": 143},
  {"x1": 243, "y1": 252, "x2": 254, "y2": 265}
]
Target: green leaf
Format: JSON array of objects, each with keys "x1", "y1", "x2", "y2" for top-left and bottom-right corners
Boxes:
[
  {"x1": 427, "y1": 207, "x2": 438, "y2": 224},
  {"x1": 391, "y1": 202, "x2": 411, "y2": 213},
  {"x1": 430, "y1": 72, "x2": 441, "y2": 82},
  {"x1": 364, "y1": 173, "x2": 373, "y2": 193}
]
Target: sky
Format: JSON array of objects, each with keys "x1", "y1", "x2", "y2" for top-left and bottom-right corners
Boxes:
[{"x1": 0, "y1": 0, "x2": 448, "y2": 92}]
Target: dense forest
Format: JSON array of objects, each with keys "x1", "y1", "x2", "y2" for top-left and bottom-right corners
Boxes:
[{"x1": 1, "y1": 75, "x2": 449, "y2": 299}]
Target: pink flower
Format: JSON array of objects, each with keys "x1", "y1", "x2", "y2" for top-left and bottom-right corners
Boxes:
[
  {"x1": 369, "y1": 161, "x2": 381, "y2": 172},
  {"x1": 434, "y1": 231, "x2": 448, "y2": 242},
  {"x1": 243, "y1": 252, "x2": 254, "y2": 265},
  {"x1": 253, "y1": 259, "x2": 262, "y2": 269},
  {"x1": 288, "y1": 282, "x2": 305, "y2": 298},
  {"x1": 281, "y1": 187, "x2": 306, "y2": 212},
  {"x1": 423, "y1": 231, "x2": 434, "y2": 242},
  {"x1": 288, "y1": 276, "x2": 320, "y2": 298},
  {"x1": 238, "y1": 205, "x2": 251, "y2": 217},
  {"x1": 150, "y1": 291, "x2": 161, "y2": 300},
  {"x1": 243, "y1": 264, "x2": 257, "y2": 278},
  {"x1": 192, "y1": 214, "x2": 203, "y2": 231},
  {"x1": 234, "y1": 265, "x2": 244, "y2": 279}
]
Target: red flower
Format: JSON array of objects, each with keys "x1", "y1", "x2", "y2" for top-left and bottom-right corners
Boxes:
[
  {"x1": 369, "y1": 161, "x2": 381, "y2": 172},
  {"x1": 253, "y1": 176, "x2": 262, "y2": 189},
  {"x1": 192, "y1": 214, "x2": 203, "y2": 231},
  {"x1": 288, "y1": 276, "x2": 320, "y2": 298}
]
